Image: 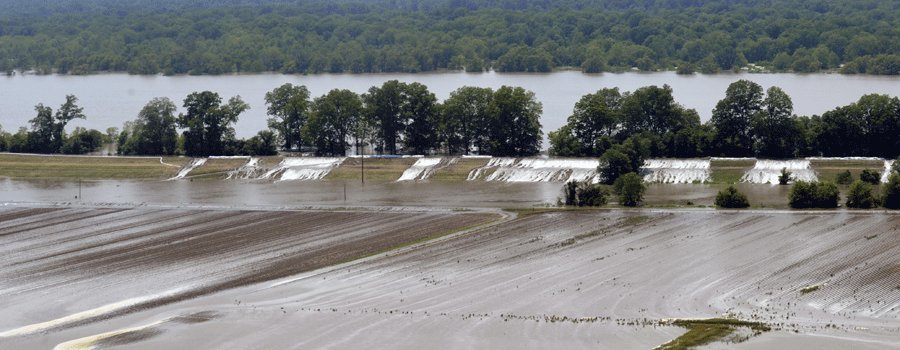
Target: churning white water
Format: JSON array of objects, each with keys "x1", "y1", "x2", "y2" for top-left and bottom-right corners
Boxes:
[
  {"x1": 741, "y1": 159, "x2": 817, "y2": 184},
  {"x1": 397, "y1": 158, "x2": 443, "y2": 181},
  {"x1": 226, "y1": 157, "x2": 261, "y2": 180},
  {"x1": 261, "y1": 157, "x2": 345, "y2": 181},
  {"x1": 642, "y1": 159, "x2": 711, "y2": 184},
  {"x1": 169, "y1": 158, "x2": 207, "y2": 180},
  {"x1": 468, "y1": 158, "x2": 600, "y2": 183},
  {"x1": 884, "y1": 160, "x2": 896, "y2": 183}
]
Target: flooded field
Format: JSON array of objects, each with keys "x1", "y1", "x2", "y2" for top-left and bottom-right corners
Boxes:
[{"x1": 3, "y1": 208, "x2": 897, "y2": 349}]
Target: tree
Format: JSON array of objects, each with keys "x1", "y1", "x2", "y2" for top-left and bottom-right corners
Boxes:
[
  {"x1": 621, "y1": 85, "x2": 695, "y2": 137},
  {"x1": 61, "y1": 127, "x2": 104, "y2": 154},
  {"x1": 305, "y1": 89, "x2": 362, "y2": 156},
  {"x1": 440, "y1": 86, "x2": 493, "y2": 155},
  {"x1": 598, "y1": 136, "x2": 650, "y2": 185},
  {"x1": 363, "y1": 80, "x2": 405, "y2": 154},
  {"x1": 485, "y1": 86, "x2": 543, "y2": 156},
  {"x1": 28, "y1": 104, "x2": 56, "y2": 153},
  {"x1": 711, "y1": 80, "x2": 763, "y2": 156},
  {"x1": 846, "y1": 180, "x2": 878, "y2": 209},
  {"x1": 778, "y1": 168, "x2": 792, "y2": 185},
  {"x1": 178, "y1": 91, "x2": 248, "y2": 156},
  {"x1": 52, "y1": 95, "x2": 86, "y2": 153},
  {"x1": 265, "y1": 83, "x2": 310, "y2": 152},
  {"x1": 751, "y1": 86, "x2": 798, "y2": 158},
  {"x1": 562, "y1": 180, "x2": 610, "y2": 207},
  {"x1": 242, "y1": 130, "x2": 278, "y2": 156},
  {"x1": 788, "y1": 181, "x2": 840, "y2": 209},
  {"x1": 715, "y1": 186, "x2": 750, "y2": 208},
  {"x1": 883, "y1": 173, "x2": 900, "y2": 209},
  {"x1": 567, "y1": 88, "x2": 622, "y2": 156},
  {"x1": 120, "y1": 97, "x2": 178, "y2": 155},
  {"x1": 835, "y1": 170, "x2": 853, "y2": 185},
  {"x1": 613, "y1": 172, "x2": 645, "y2": 207},
  {"x1": 401, "y1": 82, "x2": 438, "y2": 154}
]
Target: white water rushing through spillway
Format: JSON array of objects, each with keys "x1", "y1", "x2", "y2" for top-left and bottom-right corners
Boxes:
[
  {"x1": 397, "y1": 158, "x2": 442, "y2": 181},
  {"x1": 884, "y1": 160, "x2": 896, "y2": 183},
  {"x1": 169, "y1": 158, "x2": 207, "y2": 180},
  {"x1": 468, "y1": 158, "x2": 601, "y2": 183},
  {"x1": 741, "y1": 159, "x2": 817, "y2": 184},
  {"x1": 642, "y1": 159, "x2": 711, "y2": 184},
  {"x1": 260, "y1": 157, "x2": 345, "y2": 181},
  {"x1": 226, "y1": 157, "x2": 261, "y2": 180}
]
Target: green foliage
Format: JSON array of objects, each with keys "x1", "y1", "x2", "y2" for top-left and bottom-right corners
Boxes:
[
  {"x1": 305, "y1": 89, "x2": 363, "y2": 156},
  {"x1": 788, "y1": 181, "x2": 840, "y2": 209},
  {"x1": 485, "y1": 86, "x2": 543, "y2": 156},
  {"x1": 598, "y1": 136, "x2": 649, "y2": 185},
  {"x1": 778, "y1": 168, "x2": 792, "y2": 185},
  {"x1": 118, "y1": 97, "x2": 178, "y2": 155},
  {"x1": 61, "y1": 127, "x2": 104, "y2": 154},
  {"x1": 562, "y1": 180, "x2": 610, "y2": 207},
  {"x1": 711, "y1": 80, "x2": 762, "y2": 157},
  {"x1": 24, "y1": 95, "x2": 87, "y2": 154},
  {"x1": 265, "y1": 83, "x2": 310, "y2": 151},
  {"x1": 883, "y1": 173, "x2": 900, "y2": 209},
  {"x1": 817, "y1": 94, "x2": 900, "y2": 158},
  {"x1": 846, "y1": 180, "x2": 878, "y2": 209},
  {"x1": 835, "y1": 170, "x2": 853, "y2": 185},
  {"x1": 440, "y1": 86, "x2": 493, "y2": 155},
  {"x1": 613, "y1": 172, "x2": 646, "y2": 207},
  {"x1": 859, "y1": 169, "x2": 881, "y2": 185},
  {"x1": 178, "y1": 91, "x2": 248, "y2": 156},
  {"x1": 715, "y1": 186, "x2": 750, "y2": 208},
  {"x1": 241, "y1": 130, "x2": 278, "y2": 156}
]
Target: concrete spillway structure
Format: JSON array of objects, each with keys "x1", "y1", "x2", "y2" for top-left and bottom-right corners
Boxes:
[
  {"x1": 883, "y1": 160, "x2": 896, "y2": 183},
  {"x1": 397, "y1": 158, "x2": 443, "y2": 181},
  {"x1": 468, "y1": 158, "x2": 600, "y2": 183},
  {"x1": 260, "y1": 157, "x2": 345, "y2": 181},
  {"x1": 741, "y1": 159, "x2": 817, "y2": 184},
  {"x1": 642, "y1": 159, "x2": 711, "y2": 184}
]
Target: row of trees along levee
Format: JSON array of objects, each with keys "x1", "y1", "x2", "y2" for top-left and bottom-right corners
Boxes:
[
  {"x1": 0, "y1": 81, "x2": 543, "y2": 157},
  {"x1": 0, "y1": 0, "x2": 897, "y2": 75}
]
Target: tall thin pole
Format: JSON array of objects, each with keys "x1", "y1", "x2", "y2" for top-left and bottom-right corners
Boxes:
[
  {"x1": 78, "y1": 179, "x2": 82, "y2": 201},
  {"x1": 360, "y1": 144, "x2": 365, "y2": 185}
]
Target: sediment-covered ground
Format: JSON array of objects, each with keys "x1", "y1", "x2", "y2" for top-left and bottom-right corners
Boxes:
[{"x1": 3, "y1": 207, "x2": 898, "y2": 349}]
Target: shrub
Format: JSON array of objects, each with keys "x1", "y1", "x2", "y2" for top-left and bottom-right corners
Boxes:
[
  {"x1": 883, "y1": 173, "x2": 900, "y2": 209},
  {"x1": 614, "y1": 172, "x2": 646, "y2": 207},
  {"x1": 778, "y1": 167, "x2": 792, "y2": 185},
  {"x1": 715, "y1": 186, "x2": 750, "y2": 208},
  {"x1": 788, "y1": 181, "x2": 840, "y2": 209},
  {"x1": 845, "y1": 180, "x2": 878, "y2": 209},
  {"x1": 859, "y1": 169, "x2": 881, "y2": 185},
  {"x1": 562, "y1": 181, "x2": 609, "y2": 207},
  {"x1": 835, "y1": 170, "x2": 853, "y2": 185}
]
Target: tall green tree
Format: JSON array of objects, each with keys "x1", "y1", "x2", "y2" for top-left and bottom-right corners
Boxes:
[
  {"x1": 120, "y1": 97, "x2": 178, "y2": 155},
  {"x1": 751, "y1": 86, "x2": 798, "y2": 158},
  {"x1": 486, "y1": 86, "x2": 543, "y2": 156},
  {"x1": 621, "y1": 85, "x2": 696, "y2": 137},
  {"x1": 305, "y1": 89, "x2": 362, "y2": 156},
  {"x1": 26, "y1": 95, "x2": 85, "y2": 154},
  {"x1": 265, "y1": 83, "x2": 310, "y2": 152},
  {"x1": 363, "y1": 80, "x2": 405, "y2": 155},
  {"x1": 401, "y1": 82, "x2": 439, "y2": 154},
  {"x1": 568, "y1": 88, "x2": 622, "y2": 156},
  {"x1": 711, "y1": 80, "x2": 763, "y2": 157},
  {"x1": 439, "y1": 86, "x2": 493, "y2": 155},
  {"x1": 178, "y1": 91, "x2": 248, "y2": 156}
]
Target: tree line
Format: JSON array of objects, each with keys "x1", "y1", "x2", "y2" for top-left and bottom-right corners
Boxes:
[
  {"x1": 0, "y1": 0, "x2": 897, "y2": 75},
  {"x1": 0, "y1": 81, "x2": 543, "y2": 157},
  {"x1": 550, "y1": 80, "x2": 900, "y2": 184}
]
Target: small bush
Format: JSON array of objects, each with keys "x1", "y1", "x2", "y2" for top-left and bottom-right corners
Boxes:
[
  {"x1": 614, "y1": 172, "x2": 646, "y2": 207},
  {"x1": 835, "y1": 170, "x2": 853, "y2": 185},
  {"x1": 883, "y1": 173, "x2": 900, "y2": 209},
  {"x1": 778, "y1": 167, "x2": 792, "y2": 185},
  {"x1": 788, "y1": 181, "x2": 840, "y2": 209},
  {"x1": 562, "y1": 180, "x2": 609, "y2": 207},
  {"x1": 846, "y1": 180, "x2": 878, "y2": 209},
  {"x1": 715, "y1": 186, "x2": 750, "y2": 208},
  {"x1": 859, "y1": 169, "x2": 881, "y2": 185}
]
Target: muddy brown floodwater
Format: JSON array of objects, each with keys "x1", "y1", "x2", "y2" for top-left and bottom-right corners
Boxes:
[{"x1": 3, "y1": 207, "x2": 898, "y2": 349}]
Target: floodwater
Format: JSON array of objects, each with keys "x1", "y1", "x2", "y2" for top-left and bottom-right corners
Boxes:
[{"x1": 1, "y1": 71, "x2": 898, "y2": 145}]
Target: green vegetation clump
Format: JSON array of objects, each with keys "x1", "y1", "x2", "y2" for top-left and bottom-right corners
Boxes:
[
  {"x1": 859, "y1": 169, "x2": 881, "y2": 185},
  {"x1": 883, "y1": 173, "x2": 900, "y2": 209},
  {"x1": 660, "y1": 318, "x2": 771, "y2": 350},
  {"x1": 789, "y1": 181, "x2": 840, "y2": 209},
  {"x1": 800, "y1": 285, "x2": 820, "y2": 294},
  {"x1": 562, "y1": 181, "x2": 610, "y2": 207},
  {"x1": 715, "y1": 186, "x2": 750, "y2": 208},
  {"x1": 835, "y1": 170, "x2": 853, "y2": 185},
  {"x1": 778, "y1": 167, "x2": 792, "y2": 185},
  {"x1": 613, "y1": 173, "x2": 646, "y2": 207},
  {"x1": 846, "y1": 180, "x2": 878, "y2": 209}
]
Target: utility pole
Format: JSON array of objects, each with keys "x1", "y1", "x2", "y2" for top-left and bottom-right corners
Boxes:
[
  {"x1": 360, "y1": 145, "x2": 365, "y2": 185},
  {"x1": 77, "y1": 179, "x2": 82, "y2": 202}
]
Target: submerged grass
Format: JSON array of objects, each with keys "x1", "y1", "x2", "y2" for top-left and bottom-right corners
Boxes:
[
  {"x1": 0, "y1": 154, "x2": 189, "y2": 180},
  {"x1": 658, "y1": 318, "x2": 771, "y2": 350}
]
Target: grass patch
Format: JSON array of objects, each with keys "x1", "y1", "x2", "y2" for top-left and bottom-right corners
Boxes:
[
  {"x1": 620, "y1": 215, "x2": 650, "y2": 227},
  {"x1": 326, "y1": 157, "x2": 417, "y2": 182},
  {"x1": 659, "y1": 318, "x2": 771, "y2": 350},
  {"x1": 0, "y1": 154, "x2": 189, "y2": 180},
  {"x1": 809, "y1": 159, "x2": 884, "y2": 185},
  {"x1": 710, "y1": 159, "x2": 755, "y2": 184},
  {"x1": 800, "y1": 285, "x2": 820, "y2": 294},
  {"x1": 429, "y1": 158, "x2": 489, "y2": 181}
]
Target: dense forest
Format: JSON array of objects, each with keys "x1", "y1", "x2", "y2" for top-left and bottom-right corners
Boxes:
[{"x1": 0, "y1": 0, "x2": 897, "y2": 75}]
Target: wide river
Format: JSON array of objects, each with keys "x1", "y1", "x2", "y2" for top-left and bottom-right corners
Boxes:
[{"x1": 1, "y1": 71, "x2": 898, "y2": 145}]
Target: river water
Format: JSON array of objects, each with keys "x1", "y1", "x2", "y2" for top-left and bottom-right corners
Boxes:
[{"x1": 1, "y1": 71, "x2": 898, "y2": 144}]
